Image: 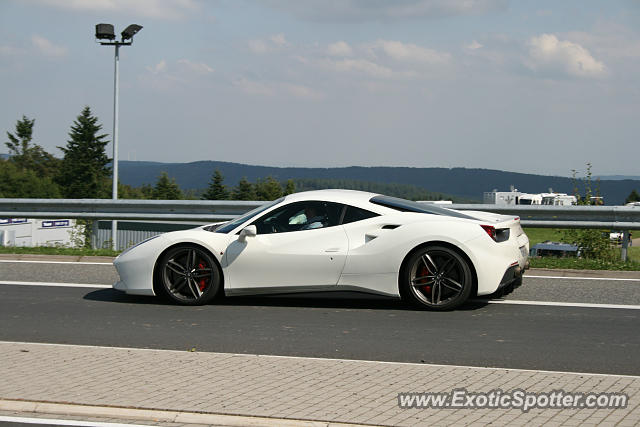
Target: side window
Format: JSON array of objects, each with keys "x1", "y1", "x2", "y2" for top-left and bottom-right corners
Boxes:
[
  {"x1": 252, "y1": 201, "x2": 343, "y2": 234},
  {"x1": 341, "y1": 205, "x2": 379, "y2": 224}
]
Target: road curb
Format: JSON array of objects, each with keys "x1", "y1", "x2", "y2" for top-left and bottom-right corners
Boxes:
[
  {"x1": 0, "y1": 254, "x2": 115, "y2": 263},
  {"x1": 527, "y1": 268, "x2": 640, "y2": 279},
  {"x1": 0, "y1": 399, "x2": 367, "y2": 427}
]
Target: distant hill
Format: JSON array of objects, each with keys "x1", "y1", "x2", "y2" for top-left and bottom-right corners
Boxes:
[
  {"x1": 596, "y1": 175, "x2": 640, "y2": 181},
  {"x1": 118, "y1": 160, "x2": 640, "y2": 205},
  {"x1": 292, "y1": 178, "x2": 477, "y2": 203}
]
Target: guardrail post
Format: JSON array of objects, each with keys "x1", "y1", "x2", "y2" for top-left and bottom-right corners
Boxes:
[
  {"x1": 91, "y1": 221, "x2": 99, "y2": 250},
  {"x1": 621, "y1": 230, "x2": 630, "y2": 262}
]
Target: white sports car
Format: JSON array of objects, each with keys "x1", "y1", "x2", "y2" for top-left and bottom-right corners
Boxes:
[{"x1": 113, "y1": 190, "x2": 529, "y2": 310}]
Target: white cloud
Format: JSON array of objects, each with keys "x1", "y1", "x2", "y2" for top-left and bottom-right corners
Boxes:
[
  {"x1": 233, "y1": 78, "x2": 276, "y2": 96},
  {"x1": 327, "y1": 41, "x2": 353, "y2": 57},
  {"x1": 248, "y1": 39, "x2": 269, "y2": 54},
  {"x1": 565, "y1": 25, "x2": 640, "y2": 60},
  {"x1": 249, "y1": 34, "x2": 290, "y2": 54},
  {"x1": 321, "y1": 58, "x2": 395, "y2": 78},
  {"x1": 0, "y1": 44, "x2": 24, "y2": 56},
  {"x1": 143, "y1": 58, "x2": 214, "y2": 91},
  {"x1": 368, "y1": 40, "x2": 451, "y2": 64},
  {"x1": 466, "y1": 40, "x2": 483, "y2": 50},
  {"x1": 232, "y1": 77, "x2": 323, "y2": 99},
  {"x1": 526, "y1": 34, "x2": 606, "y2": 78},
  {"x1": 31, "y1": 35, "x2": 67, "y2": 58},
  {"x1": 177, "y1": 59, "x2": 214, "y2": 74},
  {"x1": 270, "y1": 33, "x2": 289, "y2": 47},
  {"x1": 282, "y1": 83, "x2": 324, "y2": 99},
  {"x1": 34, "y1": 0, "x2": 199, "y2": 20},
  {"x1": 147, "y1": 59, "x2": 167, "y2": 74}
]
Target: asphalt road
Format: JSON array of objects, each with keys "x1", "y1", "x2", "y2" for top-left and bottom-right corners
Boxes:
[{"x1": 1, "y1": 260, "x2": 639, "y2": 376}]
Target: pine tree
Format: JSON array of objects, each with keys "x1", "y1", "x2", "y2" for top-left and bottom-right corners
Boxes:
[
  {"x1": 5, "y1": 115, "x2": 58, "y2": 177},
  {"x1": 255, "y1": 176, "x2": 283, "y2": 200},
  {"x1": 202, "y1": 169, "x2": 230, "y2": 200},
  {"x1": 283, "y1": 179, "x2": 295, "y2": 195},
  {"x1": 57, "y1": 107, "x2": 111, "y2": 198},
  {"x1": 152, "y1": 172, "x2": 183, "y2": 199},
  {"x1": 232, "y1": 177, "x2": 256, "y2": 200},
  {"x1": 626, "y1": 189, "x2": 640, "y2": 204}
]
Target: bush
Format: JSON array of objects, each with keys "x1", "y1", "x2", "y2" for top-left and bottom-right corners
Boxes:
[{"x1": 561, "y1": 229, "x2": 616, "y2": 261}]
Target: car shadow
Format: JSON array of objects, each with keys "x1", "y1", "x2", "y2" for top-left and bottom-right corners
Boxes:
[
  {"x1": 83, "y1": 289, "x2": 490, "y2": 311},
  {"x1": 83, "y1": 289, "x2": 169, "y2": 305}
]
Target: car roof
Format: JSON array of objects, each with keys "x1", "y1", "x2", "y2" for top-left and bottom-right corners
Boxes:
[{"x1": 282, "y1": 189, "x2": 379, "y2": 206}]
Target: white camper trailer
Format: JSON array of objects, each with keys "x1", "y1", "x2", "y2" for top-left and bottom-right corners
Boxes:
[
  {"x1": 483, "y1": 186, "x2": 521, "y2": 205},
  {"x1": 518, "y1": 193, "x2": 542, "y2": 205}
]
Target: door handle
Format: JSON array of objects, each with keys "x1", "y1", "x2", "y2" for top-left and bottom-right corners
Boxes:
[{"x1": 324, "y1": 248, "x2": 340, "y2": 253}]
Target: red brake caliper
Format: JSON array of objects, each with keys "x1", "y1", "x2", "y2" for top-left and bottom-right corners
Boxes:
[
  {"x1": 419, "y1": 266, "x2": 431, "y2": 295},
  {"x1": 198, "y1": 261, "x2": 207, "y2": 291}
]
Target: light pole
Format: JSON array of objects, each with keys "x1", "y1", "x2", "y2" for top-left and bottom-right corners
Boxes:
[{"x1": 95, "y1": 23, "x2": 142, "y2": 250}]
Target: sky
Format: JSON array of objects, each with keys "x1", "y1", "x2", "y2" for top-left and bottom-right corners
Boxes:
[{"x1": 1, "y1": 0, "x2": 639, "y2": 177}]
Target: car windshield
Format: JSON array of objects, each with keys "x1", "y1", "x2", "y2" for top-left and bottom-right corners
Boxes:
[
  {"x1": 369, "y1": 195, "x2": 476, "y2": 220},
  {"x1": 213, "y1": 198, "x2": 285, "y2": 233}
]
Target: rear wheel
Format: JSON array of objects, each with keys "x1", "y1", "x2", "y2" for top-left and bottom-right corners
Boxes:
[
  {"x1": 401, "y1": 245, "x2": 472, "y2": 310},
  {"x1": 158, "y1": 244, "x2": 221, "y2": 305}
]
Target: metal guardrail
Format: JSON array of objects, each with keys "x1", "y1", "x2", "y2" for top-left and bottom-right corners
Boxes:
[
  {"x1": 449, "y1": 204, "x2": 640, "y2": 230},
  {"x1": 1, "y1": 198, "x2": 638, "y2": 258},
  {"x1": 0, "y1": 199, "x2": 262, "y2": 222},
  {"x1": 1, "y1": 199, "x2": 639, "y2": 228}
]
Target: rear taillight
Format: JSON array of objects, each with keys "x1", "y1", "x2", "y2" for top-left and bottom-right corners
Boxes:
[
  {"x1": 481, "y1": 225, "x2": 496, "y2": 241},
  {"x1": 480, "y1": 225, "x2": 510, "y2": 242}
]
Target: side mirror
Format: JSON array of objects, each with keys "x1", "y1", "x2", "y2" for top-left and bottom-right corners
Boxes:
[{"x1": 239, "y1": 225, "x2": 257, "y2": 242}]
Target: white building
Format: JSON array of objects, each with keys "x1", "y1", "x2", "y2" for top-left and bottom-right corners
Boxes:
[
  {"x1": 0, "y1": 218, "x2": 82, "y2": 247},
  {"x1": 483, "y1": 186, "x2": 521, "y2": 205}
]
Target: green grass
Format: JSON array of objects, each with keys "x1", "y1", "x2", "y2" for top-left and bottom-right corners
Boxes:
[
  {"x1": 523, "y1": 227, "x2": 640, "y2": 270},
  {"x1": 0, "y1": 246, "x2": 119, "y2": 257},
  {"x1": 529, "y1": 256, "x2": 640, "y2": 270},
  {"x1": 522, "y1": 228, "x2": 565, "y2": 246}
]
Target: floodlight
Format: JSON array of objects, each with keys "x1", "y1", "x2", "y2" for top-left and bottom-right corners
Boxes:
[
  {"x1": 95, "y1": 23, "x2": 115, "y2": 40},
  {"x1": 121, "y1": 24, "x2": 143, "y2": 41}
]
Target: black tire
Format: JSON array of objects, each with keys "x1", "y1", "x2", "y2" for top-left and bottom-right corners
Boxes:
[
  {"x1": 400, "y1": 245, "x2": 473, "y2": 311},
  {"x1": 157, "y1": 244, "x2": 221, "y2": 305}
]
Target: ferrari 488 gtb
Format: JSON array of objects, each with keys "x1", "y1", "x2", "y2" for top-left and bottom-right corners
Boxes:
[{"x1": 114, "y1": 190, "x2": 529, "y2": 310}]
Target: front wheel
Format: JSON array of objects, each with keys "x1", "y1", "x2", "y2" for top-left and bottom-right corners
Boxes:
[
  {"x1": 157, "y1": 244, "x2": 221, "y2": 305},
  {"x1": 401, "y1": 245, "x2": 473, "y2": 310}
]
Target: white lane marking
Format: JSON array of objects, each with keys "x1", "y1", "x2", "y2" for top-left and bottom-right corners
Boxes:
[
  {"x1": 526, "y1": 274, "x2": 640, "y2": 282},
  {"x1": 0, "y1": 260, "x2": 112, "y2": 265},
  {"x1": 0, "y1": 281, "x2": 111, "y2": 289},
  {"x1": 485, "y1": 299, "x2": 640, "y2": 310},
  {"x1": 0, "y1": 416, "x2": 154, "y2": 427},
  {"x1": 0, "y1": 340, "x2": 638, "y2": 379}
]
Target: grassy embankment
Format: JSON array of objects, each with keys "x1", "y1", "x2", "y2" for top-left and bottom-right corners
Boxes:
[
  {"x1": 525, "y1": 228, "x2": 640, "y2": 270},
  {"x1": 0, "y1": 246, "x2": 119, "y2": 257}
]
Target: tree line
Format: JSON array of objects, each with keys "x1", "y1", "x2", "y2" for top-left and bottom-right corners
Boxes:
[
  {"x1": 8, "y1": 109, "x2": 633, "y2": 204},
  {"x1": 2, "y1": 108, "x2": 466, "y2": 202},
  {"x1": 1, "y1": 107, "x2": 111, "y2": 199},
  {"x1": 0, "y1": 109, "x2": 298, "y2": 201}
]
